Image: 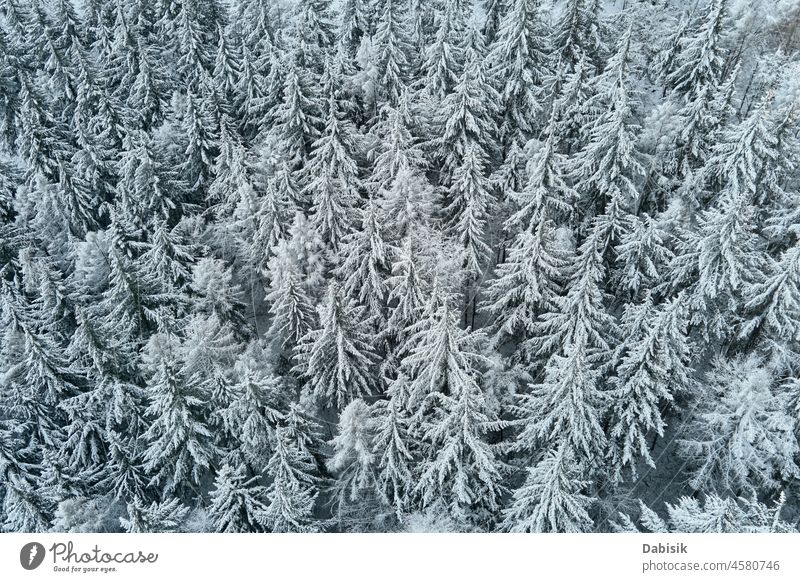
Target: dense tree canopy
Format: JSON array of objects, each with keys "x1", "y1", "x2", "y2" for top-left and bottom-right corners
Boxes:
[{"x1": 1, "y1": 0, "x2": 799, "y2": 533}]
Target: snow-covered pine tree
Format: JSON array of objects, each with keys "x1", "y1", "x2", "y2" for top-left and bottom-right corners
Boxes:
[
  {"x1": 178, "y1": 311, "x2": 238, "y2": 406},
  {"x1": 235, "y1": 0, "x2": 274, "y2": 68},
  {"x1": 414, "y1": 364, "x2": 504, "y2": 529},
  {"x1": 0, "y1": 276, "x2": 75, "y2": 531},
  {"x1": 446, "y1": 142, "x2": 494, "y2": 284},
  {"x1": 436, "y1": 34, "x2": 499, "y2": 191},
  {"x1": 551, "y1": 0, "x2": 606, "y2": 86},
  {"x1": 265, "y1": 209, "x2": 328, "y2": 293},
  {"x1": 175, "y1": 0, "x2": 214, "y2": 88},
  {"x1": 335, "y1": 197, "x2": 391, "y2": 328},
  {"x1": 189, "y1": 257, "x2": 247, "y2": 331},
  {"x1": 614, "y1": 214, "x2": 674, "y2": 300},
  {"x1": 371, "y1": 93, "x2": 438, "y2": 249},
  {"x1": 409, "y1": 297, "x2": 503, "y2": 527},
  {"x1": 501, "y1": 443, "x2": 594, "y2": 533},
  {"x1": 304, "y1": 87, "x2": 361, "y2": 252},
  {"x1": 293, "y1": 0, "x2": 336, "y2": 73},
  {"x1": 679, "y1": 355, "x2": 800, "y2": 496},
  {"x1": 371, "y1": 0, "x2": 414, "y2": 107},
  {"x1": 234, "y1": 42, "x2": 268, "y2": 142},
  {"x1": 265, "y1": 266, "x2": 318, "y2": 360},
  {"x1": 369, "y1": 92, "x2": 426, "y2": 196},
  {"x1": 739, "y1": 242, "x2": 800, "y2": 365},
  {"x1": 399, "y1": 281, "x2": 482, "y2": 411},
  {"x1": 15, "y1": 72, "x2": 68, "y2": 182},
  {"x1": 208, "y1": 116, "x2": 250, "y2": 216},
  {"x1": 120, "y1": 497, "x2": 190, "y2": 533},
  {"x1": 486, "y1": 0, "x2": 548, "y2": 146},
  {"x1": 263, "y1": 426, "x2": 322, "y2": 532},
  {"x1": 61, "y1": 305, "x2": 146, "y2": 499},
  {"x1": 141, "y1": 333, "x2": 220, "y2": 498},
  {"x1": 607, "y1": 294, "x2": 694, "y2": 481},
  {"x1": 513, "y1": 339, "x2": 607, "y2": 463},
  {"x1": 326, "y1": 399, "x2": 386, "y2": 529},
  {"x1": 692, "y1": 181, "x2": 768, "y2": 341},
  {"x1": 293, "y1": 285, "x2": 380, "y2": 410},
  {"x1": 526, "y1": 223, "x2": 617, "y2": 363},
  {"x1": 665, "y1": 0, "x2": 732, "y2": 182},
  {"x1": 504, "y1": 120, "x2": 576, "y2": 234},
  {"x1": 421, "y1": 0, "x2": 465, "y2": 101},
  {"x1": 267, "y1": 56, "x2": 322, "y2": 169},
  {"x1": 217, "y1": 352, "x2": 283, "y2": 469},
  {"x1": 116, "y1": 129, "x2": 177, "y2": 227},
  {"x1": 208, "y1": 464, "x2": 269, "y2": 533},
  {"x1": 212, "y1": 23, "x2": 239, "y2": 114},
  {"x1": 648, "y1": 10, "x2": 690, "y2": 89},
  {"x1": 568, "y1": 25, "x2": 642, "y2": 241},
  {"x1": 482, "y1": 217, "x2": 568, "y2": 353},
  {"x1": 371, "y1": 388, "x2": 415, "y2": 520},
  {"x1": 178, "y1": 88, "x2": 218, "y2": 202},
  {"x1": 338, "y1": 0, "x2": 371, "y2": 57},
  {"x1": 704, "y1": 100, "x2": 783, "y2": 207},
  {"x1": 482, "y1": 0, "x2": 505, "y2": 45},
  {"x1": 616, "y1": 493, "x2": 797, "y2": 534},
  {"x1": 142, "y1": 218, "x2": 195, "y2": 291},
  {"x1": 97, "y1": 218, "x2": 178, "y2": 343}
]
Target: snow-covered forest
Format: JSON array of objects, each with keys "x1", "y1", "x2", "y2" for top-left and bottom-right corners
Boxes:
[{"x1": 1, "y1": 0, "x2": 799, "y2": 533}]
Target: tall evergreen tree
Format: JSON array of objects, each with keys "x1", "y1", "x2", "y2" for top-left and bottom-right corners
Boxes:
[
  {"x1": 422, "y1": 0, "x2": 465, "y2": 100},
  {"x1": 305, "y1": 89, "x2": 361, "y2": 252},
  {"x1": 607, "y1": 295, "x2": 695, "y2": 480},
  {"x1": 263, "y1": 426, "x2": 322, "y2": 532},
  {"x1": 569, "y1": 26, "x2": 642, "y2": 239},
  {"x1": 335, "y1": 198, "x2": 391, "y2": 328},
  {"x1": 680, "y1": 355, "x2": 800, "y2": 496},
  {"x1": 436, "y1": 41, "x2": 499, "y2": 186},
  {"x1": 487, "y1": 0, "x2": 548, "y2": 145},
  {"x1": 483, "y1": 218, "x2": 568, "y2": 352},
  {"x1": 502, "y1": 443, "x2": 594, "y2": 533},
  {"x1": 141, "y1": 333, "x2": 219, "y2": 497},
  {"x1": 208, "y1": 464, "x2": 269, "y2": 532},
  {"x1": 293, "y1": 285, "x2": 380, "y2": 410},
  {"x1": 371, "y1": 0, "x2": 414, "y2": 106},
  {"x1": 665, "y1": 0, "x2": 732, "y2": 182}
]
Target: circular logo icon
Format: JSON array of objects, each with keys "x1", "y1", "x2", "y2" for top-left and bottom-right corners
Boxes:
[{"x1": 20, "y1": 542, "x2": 46, "y2": 570}]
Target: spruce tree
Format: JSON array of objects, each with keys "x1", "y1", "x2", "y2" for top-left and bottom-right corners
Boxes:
[
  {"x1": 263, "y1": 426, "x2": 322, "y2": 532},
  {"x1": 414, "y1": 349, "x2": 504, "y2": 529},
  {"x1": 502, "y1": 443, "x2": 594, "y2": 533},
  {"x1": 327, "y1": 399, "x2": 385, "y2": 529},
  {"x1": 436, "y1": 41, "x2": 499, "y2": 187},
  {"x1": 483, "y1": 218, "x2": 567, "y2": 352},
  {"x1": 141, "y1": 333, "x2": 219, "y2": 497},
  {"x1": 208, "y1": 464, "x2": 269, "y2": 533},
  {"x1": 372, "y1": 391, "x2": 415, "y2": 519},
  {"x1": 293, "y1": 285, "x2": 380, "y2": 410},
  {"x1": 268, "y1": 57, "x2": 322, "y2": 168},
  {"x1": 487, "y1": 0, "x2": 548, "y2": 145},
  {"x1": 371, "y1": 0, "x2": 414, "y2": 106},
  {"x1": 335, "y1": 198, "x2": 391, "y2": 327},
  {"x1": 422, "y1": 0, "x2": 465, "y2": 100},
  {"x1": 568, "y1": 26, "x2": 642, "y2": 237},
  {"x1": 608, "y1": 295, "x2": 695, "y2": 480},
  {"x1": 305, "y1": 89, "x2": 362, "y2": 252},
  {"x1": 666, "y1": 0, "x2": 732, "y2": 182},
  {"x1": 120, "y1": 497, "x2": 189, "y2": 533},
  {"x1": 680, "y1": 355, "x2": 800, "y2": 496},
  {"x1": 740, "y1": 242, "x2": 800, "y2": 363}
]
